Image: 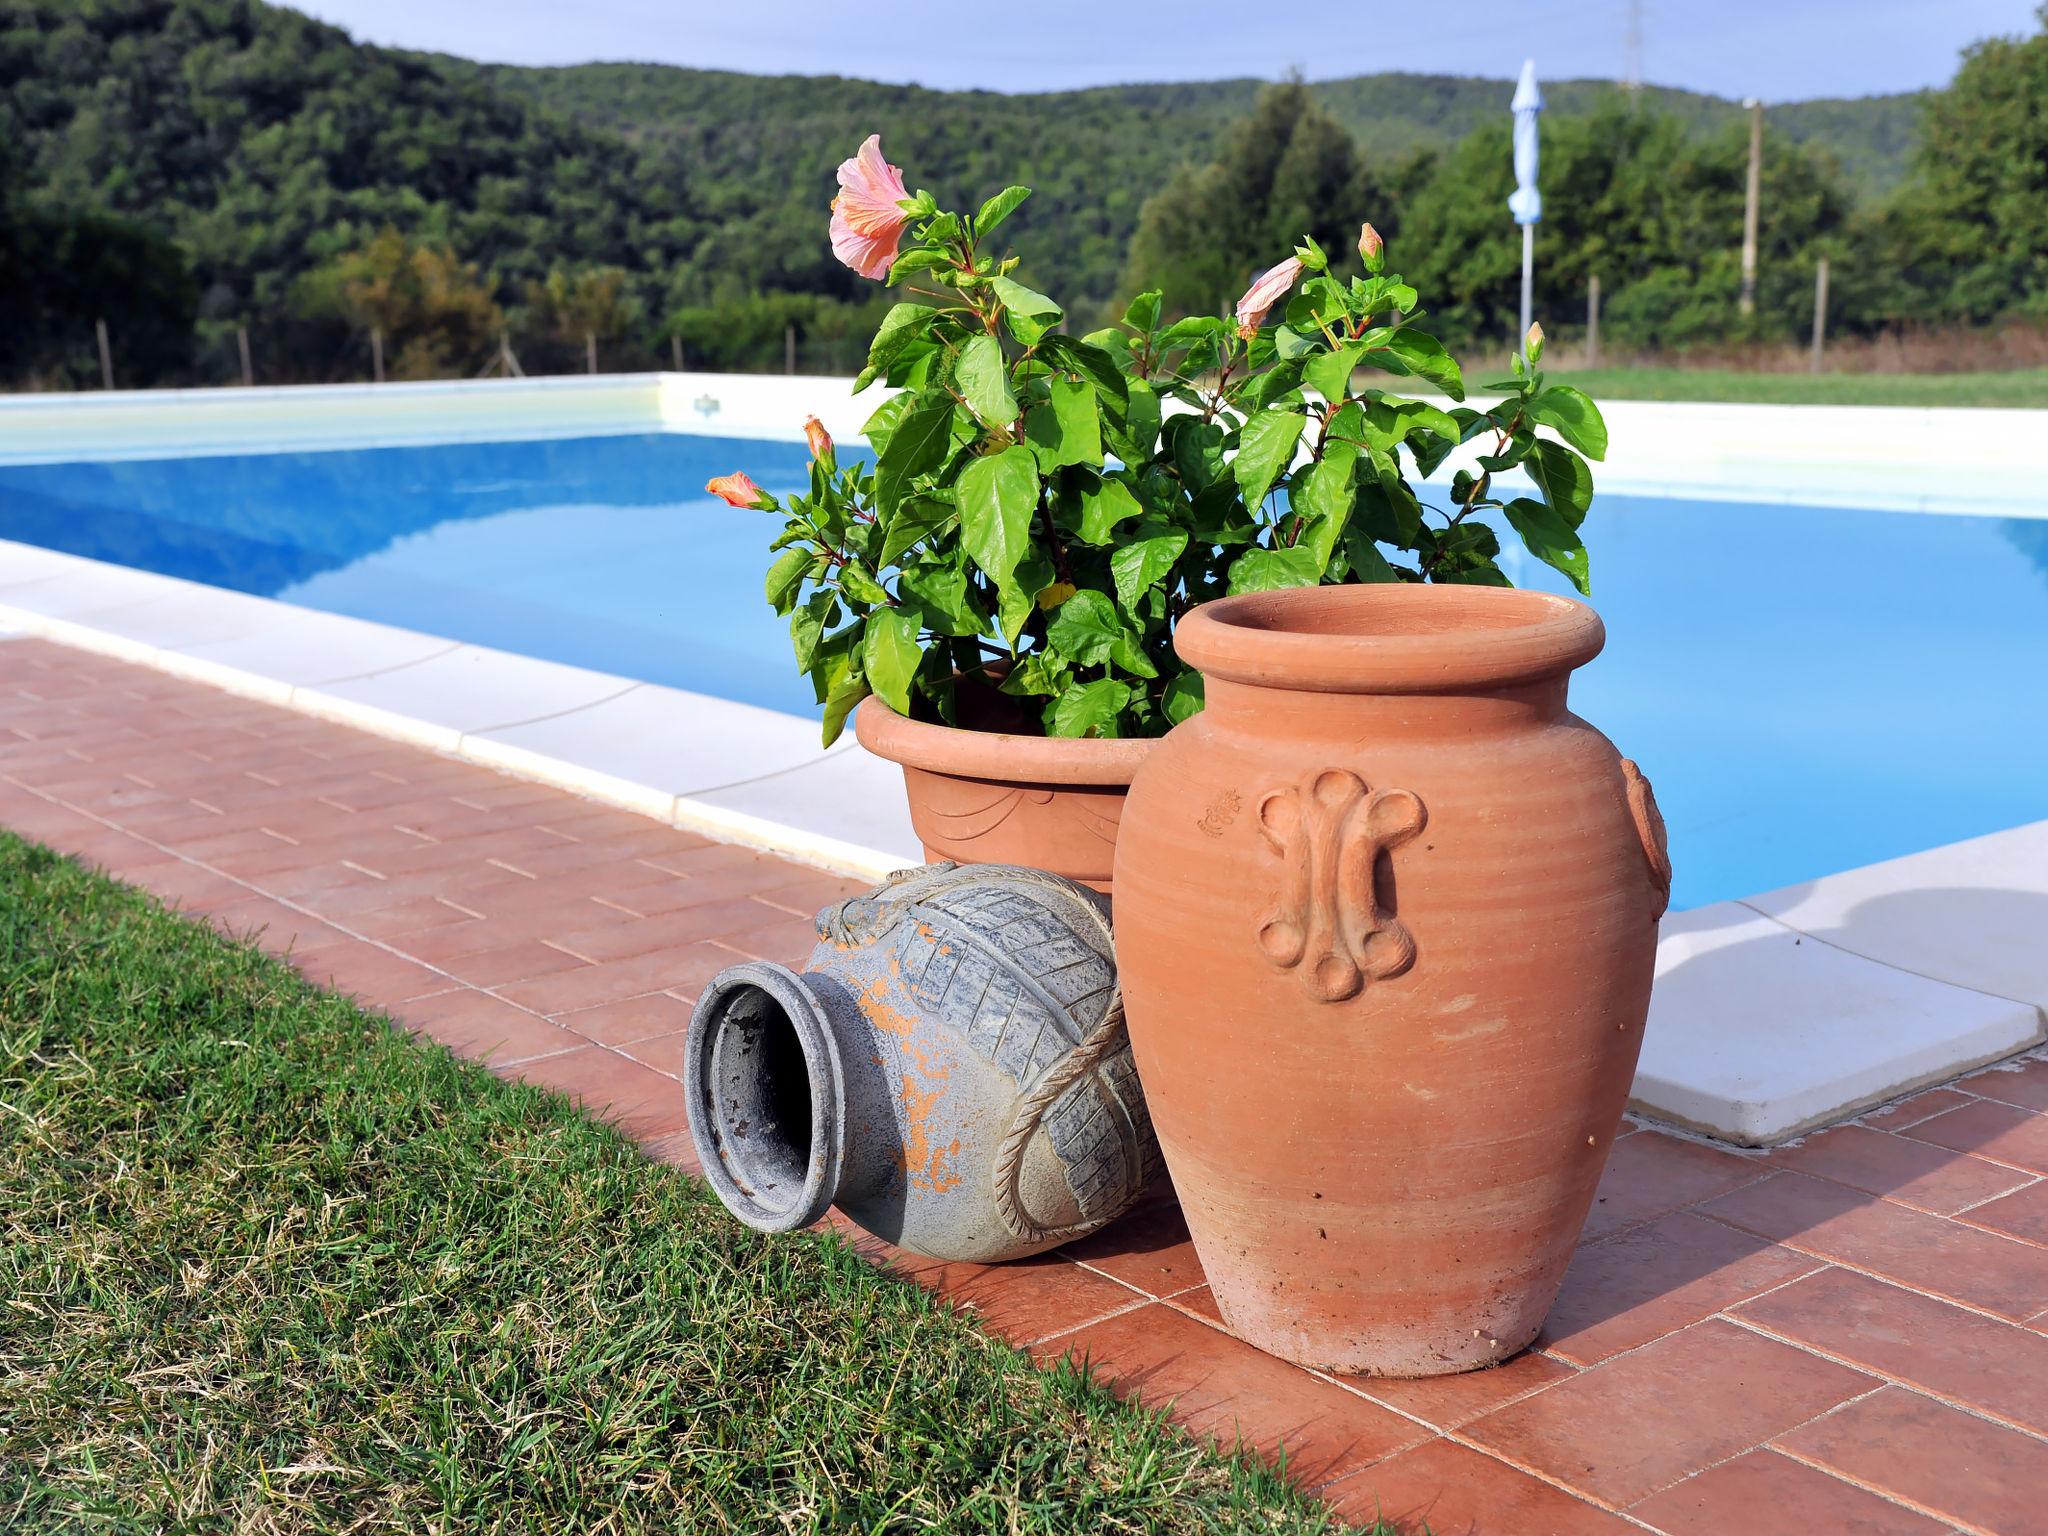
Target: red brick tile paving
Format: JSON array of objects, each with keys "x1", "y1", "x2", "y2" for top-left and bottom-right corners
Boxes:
[
  {"x1": 6, "y1": 634, "x2": 2047, "y2": 1535},
  {"x1": 1628, "y1": 1447, "x2": 1950, "y2": 1536},
  {"x1": 1774, "y1": 1386, "x2": 2048, "y2": 1534}
]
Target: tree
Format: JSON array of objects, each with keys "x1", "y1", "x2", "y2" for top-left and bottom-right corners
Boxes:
[
  {"x1": 525, "y1": 265, "x2": 641, "y2": 367},
  {"x1": 1887, "y1": 5, "x2": 2048, "y2": 323},
  {"x1": 301, "y1": 228, "x2": 502, "y2": 379}
]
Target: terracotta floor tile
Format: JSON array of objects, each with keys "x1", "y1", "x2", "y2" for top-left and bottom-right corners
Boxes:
[
  {"x1": 1580, "y1": 1130, "x2": 1768, "y2": 1241},
  {"x1": 1321, "y1": 1436, "x2": 1637, "y2": 1535},
  {"x1": 1629, "y1": 1447, "x2": 1947, "y2": 1535},
  {"x1": 1774, "y1": 1386, "x2": 2048, "y2": 1535},
  {"x1": 1461, "y1": 1319, "x2": 1874, "y2": 1508},
  {"x1": 1699, "y1": 1171, "x2": 2048, "y2": 1320},
  {"x1": 494, "y1": 943, "x2": 742, "y2": 1014},
  {"x1": 1960, "y1": 1056, "x2": 2048, "y2": 1114},
  {"x1": 298, "y1": 942, "x2": 458, "y2": 1009},
  {"x1": 1032, "y1": 1302, "x2": 1426, "y2": 1488},
  {"x1": 437, "y1": 938, "x2": 590, "y2": 990},
  {"x1": 1167, "y1": 1285, "x2": 1225, "y2": 1325},
  {"x1": 501, "y1": 1044, "x2": 686, "y2": 1141},
  {"x1": 549, "y1": 903, "x2": 787, "y2": 962},
  {"x1": 615, "y1": 1030, "x2": 686, "y2": 1078},
  {"x1": 1957, "y1": 1179, "x2": 2048, "y2": 1246},
  {"x1": 1539, "y1": 1211, "x2": 1820, "y2": 1365},
  {"x1": 1904, "y1": 1099, "x2": 2048, "y2": 1175},
  {"x1": 1063, "y1": 1200, "x2": 1207, "y2": 1299},
  {"x1": 1732, "y1": 1265, "x2": 2048, "y2": 1436},
  {"x1": 1351, "y1": 1348, "x2": 1578, "y2": 1431},
  {"x1": 126, "y1": 857, "x2": 249, "y2": 909},
  {"x1": 910, "y1": 1252, "x2": 1144, "y2": 1346},
  {"x1": 636, "y1": 1129, "x2": 704, "y2": 1177},
  {"x1": 344, "y1": 893, "x2": 486, "y2": 941},
  {"x1": 557, "y1": 990, "x2": 697, "y2": 1046},
  {"x1": 1772, "y1": 1123, "x2": 2034, "y2": 1216},
  {"x1": 400, "y1": 988, "x2": 586, "y2": 1066}
]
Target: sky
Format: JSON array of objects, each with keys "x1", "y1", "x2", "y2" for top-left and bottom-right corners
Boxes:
[{"x1": 292, "y1": 0, "x2": 2039, "y2": 102}]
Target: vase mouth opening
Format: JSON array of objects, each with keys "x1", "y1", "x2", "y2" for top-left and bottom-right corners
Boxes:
[
  {"x1": 685, "y1": 962, "x2": 845, "y2": 1233},
  {"x1": 1176, "y1": 584, "x2": 1604, "y2": 694}
]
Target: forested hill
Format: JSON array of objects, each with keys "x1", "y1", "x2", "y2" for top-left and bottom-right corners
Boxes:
[
  {"x1": 462, "y1": 58, "x2": 1921, "y2": 310},
  {"x1": 480, "y1": 60, "x2": 1923, "y2": 208}
]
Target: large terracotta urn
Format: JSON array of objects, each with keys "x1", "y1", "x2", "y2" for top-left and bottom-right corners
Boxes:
[
  {"x1": 1112, "y1": 584, "x2": 1670, "y2": 1377},
  {"x1": 855, "y1": 696, "x2": 1151, "y2": 893}
]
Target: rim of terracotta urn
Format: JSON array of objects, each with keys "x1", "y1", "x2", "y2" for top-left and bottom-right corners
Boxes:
[
  {"x1": 1175, "y1": 584, "x2": 1605, "y2": 695},
  {"x1": 685, "y1": 961, "x2": 847, "y2": 1233},
  {"x1": 854, "y1": 695, "x2": 1152, "y2": 784}
]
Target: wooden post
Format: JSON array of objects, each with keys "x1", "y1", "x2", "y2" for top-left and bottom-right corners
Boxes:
[
  {"x1": 1740, "y1": 98, "x2": 1762, "y2": 318},
  {"x1": 1810, "y1": 257, "x2": 1830, "y2": 373},
  {"x1": 586, "y1": 331, "x2": 598, "y2": 375},
  {"x1": 785, "y1": 323, "x2": 797, "y2": 376},
  {"x1": 1586, "y1": 275, "x2": 1601, "y2": 368},
  {"x1": 96, "y1": 318, "x2": 114, "y2": 389},
  {"x1": 371, "y1": 326, "x2": 385, "y2": 384},
  {"x1": 671, "y1": 334, "x2": 683, "y2": 372},
  {"x1": 237, "y1": 326, "x2": 254, "y2": 387}
]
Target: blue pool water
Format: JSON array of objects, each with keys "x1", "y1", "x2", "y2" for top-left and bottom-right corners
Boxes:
[{"x1": 4, "y1": 431, "x2": 2046, "y2": 911}]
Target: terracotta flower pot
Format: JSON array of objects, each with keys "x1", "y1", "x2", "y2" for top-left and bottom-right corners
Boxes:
[
  {"x1": 855, "y1": 695, "x2": 1152, "y2": 893},
  {"x1": 1112, "y1": 584, "x2": 1671, "y2": 1378}
]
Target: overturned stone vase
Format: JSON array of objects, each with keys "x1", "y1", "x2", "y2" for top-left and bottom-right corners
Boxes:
[{"x1": 684, "y1": 862, "x2": 1160, "y2": 1263}]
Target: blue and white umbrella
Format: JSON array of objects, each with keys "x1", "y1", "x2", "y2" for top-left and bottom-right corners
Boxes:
[{"x1": 1510, "y1": 60, "x2": 1543, "y2": 355}]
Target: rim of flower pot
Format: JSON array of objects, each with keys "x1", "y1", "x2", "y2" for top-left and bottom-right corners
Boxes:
[
  {"x1": 1175, "y1": 584, "x2": 1606, "y2": 695},
  {"x1": 854, "y1": 695, "x2": 1152, "y2": 784}
]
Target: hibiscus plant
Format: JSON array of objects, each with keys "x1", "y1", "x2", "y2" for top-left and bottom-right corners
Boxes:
[{"x1": 708, "y1": 135, "x2": 1609, "y2": 745}]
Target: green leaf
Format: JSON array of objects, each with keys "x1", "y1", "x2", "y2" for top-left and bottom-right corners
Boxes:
[
  {"x1": 1037, "y1": 334, "x2": 1129, "y2": 407},
  {"x1": 1341, "y1": 524, "x2": 1400, "y2": 583},
  {"x1": 990, "y1": 276, "x2": 1062, "y2": 345},
  {"x1": 763, "y1": 546, "x2": 811, "y2": 614},
  {"x1": 1161, "y1": 670, "x2": 1205, "y2": 725},
  {"x1": 1226, "y1": 545, "x2": 1325, "y2": 594},
  {"x1": 1233, "y1": 410, "x2": 1306, "y2": 511},
  {"x1": 897, "y1": 561, "x2": 987, "y2": 636},
  {"x1": 861, "y1": 303, "x2": 937, "y2": 390},
  {"x1": 975, "y1": 185, "x2": 1031, "y2": 236},
  {"x1": 1073, "y1": 477, "x2": 1144, "y2": 544},
  {"x1": 1110, "y1": 528, "x2": 1189, "y2": 610},
  {"x1": 1026, "y1": 376, "x2": 1101, "y2": 470},
  {"x1": 838, "y1": 562, "x2": 891, "y2": 606},
  {"x1": 1106, "y1": 379, "x2": 1161, "y2": 463},
  {"x1": 996, "y1": 551, "x2": 1057, "y2": 645},
  {"x1": 1526, "y1": 439, "x2": 1595, "y2": 527},
  {"x1": 820, "y1": 669, "x2": 869, "y2": 747},
  {"x1": 956, "y1": 334, "x2": 1017, "y2": 430},
  {"x1": 1288, "y1": 456, "x2": 1357, "y2": 568},
  {"x1": 1525, "y1": 386, "x2": 1608, "y2": 460},
  {"x1": 955, "y1": 446, "x2": 1041, "y2": 603},
  {"x1": 1167, "y1": 417, "x2": 1226, "y2": 493},
  {"x1": 1048, "y1": 678, "x2": 1132, "y2": 739},
  {"x1": 884, "y1": 248, "x2": 949, "y2": 285},
  {"x1": 1367, "y1": 328, "x2": 1466, "y2": 400},
  {"x1": 1124, "y1": 290, "x2": 1162, "y2": 334},
  {"x1": 862, "y1": 605, "x2": 922, "y2": 714},
  {"x1": 1503, "y1": 497, "x2": 1591, "y2": 595},
  {"x1": 1045, "y1": 590, "x2": 1157, "y2": 678},
  {"x1": 789, "y1": 589, "x2": 837, "y2": 672},
  {"x1": 1304, "y1": 346, "x2": 1361, "y2": 405},
  {"x1": 872, "y1": 394, "x2": 955, "y2": 513},
  {"x1": 878, "y1": 493, "x2": 957, "y2": 567}
]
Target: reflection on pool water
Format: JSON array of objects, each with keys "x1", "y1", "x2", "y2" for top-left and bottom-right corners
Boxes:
[{"x1": 4, "y1": 431, "x2": 2046, "y2": 912}]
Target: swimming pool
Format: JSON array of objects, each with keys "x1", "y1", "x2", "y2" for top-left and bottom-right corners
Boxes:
[{"x1": 4, "y1": 430, "x2": 2045, "y2": 913}]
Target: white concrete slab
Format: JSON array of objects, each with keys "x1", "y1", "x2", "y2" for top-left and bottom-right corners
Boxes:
[
  {"x1": 165, "y1": 606, "x2": 459, "y2": 690},
  {"x1": 682, "y1": 741, "x2": 921, "y2": 879},
  {"x1": 302, "y1": 644, "x2": 639, "y2": 739},
  {"x1": 1631, "y1": 901, "x2": 2043, "y2": 1145},
  {"x1": 0, "y1": 542, "x2": 94, "y2": 590},
  {"x1": 464, "y1": 678, "x2": 823, "y2": 801},
  {"x1": 1743, "y1": 821, "x2": 2048, "y2": 1012}
]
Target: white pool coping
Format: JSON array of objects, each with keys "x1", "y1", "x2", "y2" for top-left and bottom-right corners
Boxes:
[{"x1": 3, "y1": 375, "x2": 2046, "y2": 1147}]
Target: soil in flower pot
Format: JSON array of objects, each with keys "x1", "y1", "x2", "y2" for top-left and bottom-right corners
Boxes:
[
  {"x1": 1111, "y1": 584, "x2": 1670, "y2": 1378},
  {"x1": 855, "y1": 680, "x2": 1151, "y2": 893}
]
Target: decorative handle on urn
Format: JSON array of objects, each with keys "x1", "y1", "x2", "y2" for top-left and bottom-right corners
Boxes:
[
  {"x1": 1255, "y1": 768, "x2": 1426, "y2": 1003},
  {"x1": 1622, "y1": 759, "x2": 1672, "y2": 920}
]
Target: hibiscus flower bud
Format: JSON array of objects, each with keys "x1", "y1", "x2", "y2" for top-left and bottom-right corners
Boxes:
[
  {"x1": 705, "y1": 472, "x2": 770, "y2": 509},
  {"x1": 1525, "y1": 321, "x2": 1545, "y2": 364},
  {"x1": 1357, "y1": 222, "x2": 1384, "y2": 273},
  {"x1": 803, "y1": 415, "x2": 835, "y2": 467},
  {"x1": 1233, "y1": 256, "x2": 1306, "y2": 341}
]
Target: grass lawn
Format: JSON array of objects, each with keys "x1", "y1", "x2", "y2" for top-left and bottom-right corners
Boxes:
[
  {"x1": 1543, "y1": 366, "x2": 2048, "y2": 409},
  {"x1": 0, "y1": 831, "x2": 1368, "y2": 1534}
]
